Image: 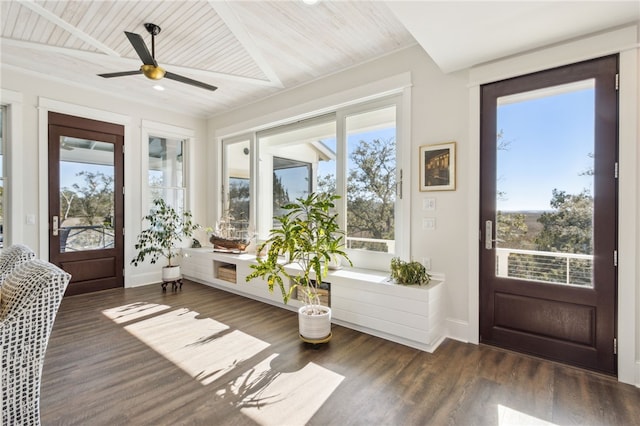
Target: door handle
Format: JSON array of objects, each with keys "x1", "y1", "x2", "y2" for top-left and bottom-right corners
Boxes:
[
  {"x1": 52, "y1": 215, "x2": 59, "y2": 236},
  {"x1": 485, "y1": 220, "x2": 493, "y2": 250}
]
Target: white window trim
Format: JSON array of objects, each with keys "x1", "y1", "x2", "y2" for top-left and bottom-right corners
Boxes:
[
  {"x1": 0, "y1": 89, "x2": 24, "y2": 246},
  {"x1": 141, "y1": 120, "x2": 195, "y2": 216},
  {"x1": 216, "y1": 74, "x2": 412, "y2": 271},
  {"x1": 337, "y1": 94, "x2": 410, "y2": 270}
]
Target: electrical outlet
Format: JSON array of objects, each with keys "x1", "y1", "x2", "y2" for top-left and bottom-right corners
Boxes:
[
  {"x1": 422, "y1": 218, "x2": 436, "y2": 230},
  {"x1": 423, "y1": 197, "x2": 436, "y2": 211},
  {"x1": 422, "y1": 258, "x2": 431, "y2": 270}
]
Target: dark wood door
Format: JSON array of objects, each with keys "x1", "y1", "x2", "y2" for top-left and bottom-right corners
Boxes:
[
  {"x1": 48, "y1": 112, "x2": 124, "y2": 296},
  {"x1": 480, "y1": 55, "x2": 618, "y2": 374}
]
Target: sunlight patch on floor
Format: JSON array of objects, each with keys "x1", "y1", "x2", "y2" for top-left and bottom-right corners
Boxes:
[
  {"x1": 219, "y1": 353, "x2": 344, "y2": 426},
  {"x1": 498, "y1": 404, "x2": 558, "y2": 426},
  {"x1": 102, "y1": 302, "x2": 171, "y2": 324},
  {"x1": 104, "y1": 305, "x2": 270, "y2": 385}
]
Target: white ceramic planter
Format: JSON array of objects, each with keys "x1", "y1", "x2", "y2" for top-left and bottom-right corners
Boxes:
[
  {"x1": 162, "y1": 265, "x2": 181, "y2": 281},
  {"x1": 298, "y1": 305, "x2": 332, "y2": 339},
  {"x1": 327, "y1": 255, "x2": 342, "y2": 270}
]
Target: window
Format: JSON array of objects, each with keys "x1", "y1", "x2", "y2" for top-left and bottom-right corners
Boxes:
[
  {"x1": 148, "y1": 136, "x2": 186, "y2": 212},
  {"x1": 256, "y1": 115, "x2": 337, "y2": 239},
  {"x1": 273, "y1": 157, "x2": 312, "y2": 220},
  {"x1": 220, "y1": 135, "x2": 252, "y2": 241},
  {"x1": 223, "y1": 95, "x2": 406, "y2": 270},
  {"x1": 343, "y1": 104, "x2": 397, "y2": 254}
]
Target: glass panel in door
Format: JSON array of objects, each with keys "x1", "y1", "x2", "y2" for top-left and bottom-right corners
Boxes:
[
  {"x1": 58, "y1": 136, "x2": 115, "y2": 253},
  {"x1": 495, "y1": 80, "x2": 595, "y2": 287}
]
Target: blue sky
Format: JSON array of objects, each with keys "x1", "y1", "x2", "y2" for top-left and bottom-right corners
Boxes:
[
  {"x1": 60, "y1": 162, "x2": 113, "y2": 190},
  {"x1": 497, "y1": 87, "x2": 594, "y2": 211}
]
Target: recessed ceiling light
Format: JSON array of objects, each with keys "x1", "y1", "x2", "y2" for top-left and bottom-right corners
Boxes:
[
  {"x1": 153, "y1": 85, "x2": 165, "y2": 91},
  {"x1": 302, "y1": 0, "x2": 319, "y2": 5}
]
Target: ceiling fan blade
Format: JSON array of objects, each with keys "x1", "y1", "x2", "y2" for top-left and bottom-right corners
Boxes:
[
  {"x1": 125, "y1": 31, "x2": 157, "y2": 66},
  {"x1": 98, "y1": 70, "x2": 141, "y2": 78},
  {"x1": 164, "y1": 71, "x2": 218, "y2": 91}
]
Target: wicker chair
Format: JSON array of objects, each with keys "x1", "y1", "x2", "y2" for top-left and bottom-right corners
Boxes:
[
  {"x1": 0, "y1": 259, "x2": 71, "y2": 425},
  {"x1": 0, "y1": 244, "x2": 36, "y2": 284}
]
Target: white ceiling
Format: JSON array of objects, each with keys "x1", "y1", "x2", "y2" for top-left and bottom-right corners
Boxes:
[
  {"x1": 387, "y1": 1, "x2": 640, "y2": 73},
  {"x1": 1, "y1": 1, "x2": 638, "y2": 119}
]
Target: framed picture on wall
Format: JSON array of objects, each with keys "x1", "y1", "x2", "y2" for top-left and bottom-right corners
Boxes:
[{"x1": 420, "y1": 142, "x2": 456, "y2": 191}]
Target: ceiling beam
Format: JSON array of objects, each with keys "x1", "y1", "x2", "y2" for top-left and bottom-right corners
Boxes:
[
  {"x1": 208, "y1": 0, "x2": 284, "y2": 89},
  {"x1": 1, "y1": 37, "x2": 282, "y2": 88},
  {"x1": 17, "y1": 0, "x2": 120, "y2": 57}
]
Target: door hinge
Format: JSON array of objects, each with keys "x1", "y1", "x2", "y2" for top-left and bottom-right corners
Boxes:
[
  {"x1": 122, "y1": 227, "x2": 125, "y2": 236},
  {"x1": 615, "y1": 73, "x2": 619, "y2": 91},
  {"x1": 613, "y1": 338, "x2": 617, "y2": 355},
  {"x1": 613, "y1": 250, "x2": 618, "y2": 267},
  {"x1": 614, "y1": 162, "x2": 619, "y2": 179}
]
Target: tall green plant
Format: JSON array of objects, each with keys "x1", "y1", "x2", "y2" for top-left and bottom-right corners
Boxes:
[
  {"x1": 246, "y1": 192, "x2": 351, "y2": 313},
  {"x1": 131, "y1": 198, "x2": 199, "y2": 267}
]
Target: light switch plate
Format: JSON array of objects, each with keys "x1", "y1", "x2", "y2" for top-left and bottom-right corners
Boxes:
[
  {"x1": 422, "y1": 257, "x2": 431, "y2": 270},
  {"x1": 423, "y1": 198, "x2": 436, "y2": 211},
  {"x1": 422, "y1": 218, "x2": 436, "y2": 230}
]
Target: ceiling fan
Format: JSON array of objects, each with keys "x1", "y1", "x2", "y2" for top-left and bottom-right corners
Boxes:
[{"x1": 98, "y1": 23, "x2": 218, "y2": 92}]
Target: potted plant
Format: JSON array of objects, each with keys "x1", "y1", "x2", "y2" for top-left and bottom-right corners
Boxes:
[
  {"x1": 131, "y1": 198, "x2": 199, "y2": 281},
  {"x1": 390, "y1": 257, "x2": 431, "y2": 286},
  {"x1": 246, "y1": 192, "x2": 351, "y2": 341}
]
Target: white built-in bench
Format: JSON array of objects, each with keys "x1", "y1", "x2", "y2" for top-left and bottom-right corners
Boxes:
[{"x1": 181, "y1": 248, "x2": 445, "y2": 352}]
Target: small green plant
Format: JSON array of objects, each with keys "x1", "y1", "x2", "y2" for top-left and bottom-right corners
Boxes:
[
  {"x1": 131, "y1": 198, "x2": 199, "y2": 267},
  {"x1": 390, "y1": 257, "x2": 431, "y2": 286}
]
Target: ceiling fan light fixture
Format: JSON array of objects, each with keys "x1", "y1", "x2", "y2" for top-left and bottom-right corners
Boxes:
[{"x1": 141, "y1": 64, "x2": 166, "y2": 80}]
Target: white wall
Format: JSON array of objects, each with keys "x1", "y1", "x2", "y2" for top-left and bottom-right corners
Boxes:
[
  {"x1": 208, "y1": 30, "x2": 640, "y2": 386},
  {"x1": 0, "y1": 67, "x2": 208, "y2": 286}
]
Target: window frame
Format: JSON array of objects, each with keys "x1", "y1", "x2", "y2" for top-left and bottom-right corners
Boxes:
[
  {"x1": 337, "y1": 95, "x2": 408, "y2": 269},
  {"x1": 0, "y1": 89, "x2": 25, "y2": 247},
  {"x1": 220, "y1": 133, "x2": 255, "y2": 238},
  {"x1": 141, "y1": 121, "x2": 194, "y2": 215},
  {"x1": 218, "y1": 93, "x2": 409, "y2": 271}
]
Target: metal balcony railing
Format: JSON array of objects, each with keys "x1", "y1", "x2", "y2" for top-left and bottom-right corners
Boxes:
[
  {"x1": 60, "y1": 225, "x2": 115, "y2": 252},
  {"x1": 346, "y1": 237, "x2": 395, "y2": 254},
  {"x1": 495, "y1": 247, "x2": 593, "y2": 287}
]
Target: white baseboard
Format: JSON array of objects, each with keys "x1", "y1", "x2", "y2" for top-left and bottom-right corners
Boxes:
[
  {"x1": 446, "y1": 318, "x2": 469, "y2": 343},
  {"x1": 127, "y1": 271, "x2": 161, "y2": 288}
]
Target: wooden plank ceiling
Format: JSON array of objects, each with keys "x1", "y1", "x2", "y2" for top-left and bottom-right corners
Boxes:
[{"x1": 0, "y1": 0, "x2": 417, "y2": 118}]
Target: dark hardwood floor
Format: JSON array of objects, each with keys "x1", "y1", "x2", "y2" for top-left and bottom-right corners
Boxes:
[{"x1": 41, "y1": 280, "x2": 640, "y2": 425}]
